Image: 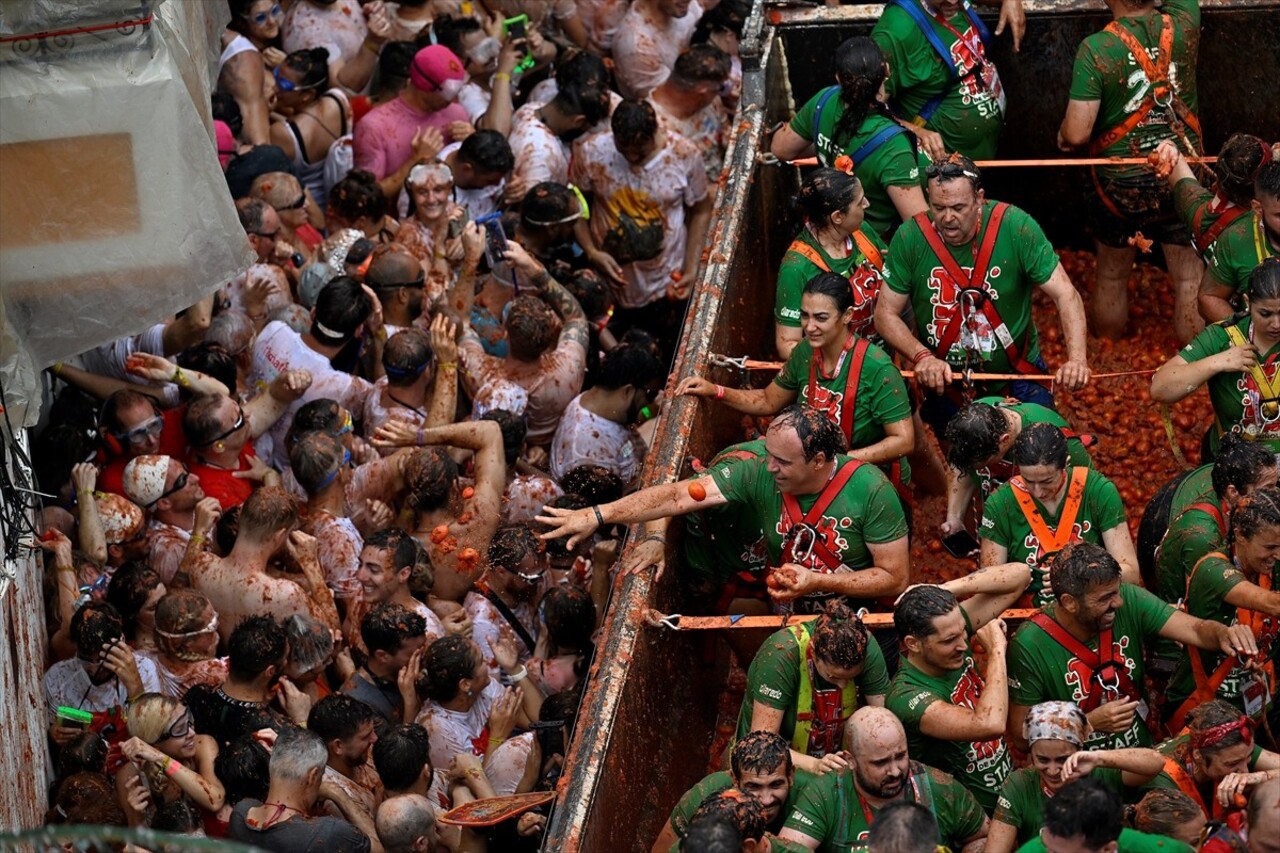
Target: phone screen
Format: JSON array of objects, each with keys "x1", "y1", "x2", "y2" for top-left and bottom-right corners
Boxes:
[
  {"x1": 483, "y1": 219, "x2": 509, "y2": 270},
  {"x1": 941, "y1": 529, "x2": 980, "y2": 558}
]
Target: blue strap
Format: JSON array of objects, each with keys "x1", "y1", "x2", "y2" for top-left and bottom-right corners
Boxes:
[
  {"x1": 811, "y1": 85, "x2": 841, "y2": 157},
  {"x1": 889, "y1": 0, "x2": 991, "y2": 77},
  {"x1": 849, "y1": 123, "x2": 908, "y2": 166}
]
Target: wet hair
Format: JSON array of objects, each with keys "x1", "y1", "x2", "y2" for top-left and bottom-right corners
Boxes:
[
  {"x1": 226, "y1": 615, "x2": 287, "y2": 682},
  {"x1": 1009, "y1": 422, "x2": 1069, "y2": 470},
  {"x1": 944, "y1": 402, "x2": 1008, "y2": 470},
  {"x1": 46, "y1": 771, "x2": 127, "y2": 830},
  {"x1": 562, "y1": 268, "x2": 613, "y2": 321},
  {"x1": 1186, "y1": 700, "x2": 1252, "y2": 755},
  {"x1": 554, "y1": 49, "x2": 612, "y2": 91},
  {"x1": 32, "y1": 422, "x2": 98, "y2": 506},
  {"x1": 680, "y1": 815, "x2": 741, "y2": 853},
  {"x1": 542, "y1": 493, "x2": 592, "y2": 562},
  {"x1": 559, "y1": 465, "x2": 625, "y2": 505},
  {"x1": 99, "y1": 389, "x2": 160, "y2": 436},
  {"x1": 867, "y1": 801, "x2": 940, "y2": 853},
  {"x1": 179, "y1": 341, "x2": 238, "y2": 393},
  {"x1": 671, "y1": 43, "x2": 731, "y2": 88},
  {"x1": 544, "y1": 586, "x2": 596, "y2": 679},
  {"x1": 429, "y1": 14, "x2": 481, "y2": 56},
  {"x1": 894, "y1": 585, "x2": 959, "y2": 641},
  {"x1": 1229, "y1": 486, "x2": 1280, "y2": 546},
  {"x1": 283, "y1": 612, "x2": 334, "y2": 673},
  {"x1": 730, "y1": 730, "x2": 793, "y2": 780},
  {"x1": 811, "y1": 599, "x2": 869, "y2": 668},
  {"x1": 284, "y1": 47, "x2": 330, "y2": 91},
  {"x1": 597, "y1": 343, "x2": 662, "y2": 392},
  {"x1": 771, "y1": 405, "x2": 849, "y2": 462},
  {"x1": 612, "y1": 99, "x2": 659, "y2": 148},
  {"x1": 365, "y1": 528, "x2": 419, "y2": 575},
  {"x1": 1043, "y1": 778, "x2": 1123, "y2": 848},
  {"x1": 1249, "y1": 256, "x2": 1280, "y2": 303},
  {"x1": 1256, "y1": 162, "x2": 1280, "y2": 201},
  {"x1": 1128, "y1": 788, "x2": 1201, "y2": 835},
  {"x1": 328, "y1": 170, "x2": 388, "y2": 225},
  {"x1": 207, "y1": 310, "x2": 256, "y2": 355},
  {"x1": 803, "y1": 270, "x2": 856, "y2": 315},
  {"x1": 290, "y1": 431, "x2": 346, "y2": 496},
  {"x1": 373, "y1": 723, "x2": 432, "y2": 792},
  {"x1": 1049, "y1": 542, "x2": 1121, "y2": 602},
  {"x1": 521, "y1": 182, "x2": 580, "y2": 229},
  {"x1": 832, "y1": 37, "x2": 889, "y2": 144},
  {"x1": 690, "y1": 789, "x2": 766, "y2": 843},
  {"x1": 362, "y1": 602, "x2": 426, "y2": 658},
  {"x1": 539, "y1": 688, "x2": 583, "y2": 743},
  {"x1": 346, "y1": 237, "x2": 377, "y2": 270},
  {"x1": 55, "y1": 731, "x2": 108, "y2": 780},
  {"x1": 1211, "y1": 431, "x2": 1276, "y2": 497},
  {"x1": 1214, "y1": 134, "x2": 1273, "y2": 207},
  {"x1": 376, "y1": 41, "x2": 418, "y2": 99},
  {"x1": 238, "y1": 486, "x2": 299, "y2": 541},
  {"x1": 421, "y1": 635, "x2": 483, "y2": 703},
  {"x1": 212, "y1": 91, "x2": 244, "y2": 137},
  {"x1": 291, "y1": 397, "x2": 344, "y2": 437},
  {"x1": 407, "y1": 537, "x2": 435, "y2": 598},
  {"x1": 105, "y1": 562, "x2": 161, "y2": 643},
  {"x1": 155, "y1": 589, "x2": 216, "y2": 661},
  {"x1": 927, "y1": 153, "x2": 983, "y2": 193},
  {"x1": 794, "y1": 167, "x2": 860, "y2": 228},
  {"x1": 184, "y1": 393, "x2": 234, "y2": 449},
  {"x1": 480, "y1": 408, "x2": 526, "y2": 466},
  {"x1": 215, "y1": 503, "x2": 242, "y2": 554},
  {"x1": 152, "y1": 799, "x2": 202, "y2": 834},
  {"x1": 70, "y1": 602, "x2": 124, "y2": 657},
  {"x1": 216, "y1": 733, "x2": 271, "y2": 804},
  {"x1": 405, "y1": 447, "x2": 459, "y2": 512},
  {"x1": 694, "y1": 0, "x2": 750, "y2": 40},
  {"x1": 308, "y1": 693, "x2": 378, "y2": 744},
  {"x1": 488, "y1": 525, "x2": 545, "y2": 573},
  {"x1": 314, "y1": 275, "x2": 373, "y2": 343},
  {"x1": 505, "y1": 295, "x2": 559, "y2": 361},
  {"x1": 383, "y1": 329, "x2": 433, "y2": 388},
  {"x1": 552, "y1": 80, "x2": 611, "y2": 127},
  {"x1": 458, "y1": 129, "x2": 515, "y2": 176}
]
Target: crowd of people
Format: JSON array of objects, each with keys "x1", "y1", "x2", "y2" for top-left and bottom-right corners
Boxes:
[{"x1": 24, "y1": 0, "x2": 1280, "y2": 851}]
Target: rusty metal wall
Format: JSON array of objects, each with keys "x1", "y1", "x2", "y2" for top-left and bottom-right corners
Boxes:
[
  {"x1": 0, "y1": 430, "x2": 52, "y2": 830},
  {"x1": 772, "y1": 0, "x2": 1280, "y2": 247}
]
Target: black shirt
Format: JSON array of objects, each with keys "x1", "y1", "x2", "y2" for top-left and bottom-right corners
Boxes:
[{"x1": 229, "y1": 799, "x2": 371, "y2": 852}]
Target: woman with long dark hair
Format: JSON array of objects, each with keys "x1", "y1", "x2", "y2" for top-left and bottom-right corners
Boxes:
[{"x1": 771, "y1": 37, "x2": 928, "y2": 239}]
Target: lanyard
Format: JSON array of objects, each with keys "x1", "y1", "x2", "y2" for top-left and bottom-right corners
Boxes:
[{"x1": 814, "y1": 334, "x2": 856, "y2": 381}]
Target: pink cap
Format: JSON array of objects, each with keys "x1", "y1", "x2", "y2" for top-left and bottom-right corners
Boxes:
[
  {"x1": 409, "y1": 44, "x2": 466, "y2": 92},
  {"x1": 215, "y1": 120, "x2": 236, "y2": 169}
]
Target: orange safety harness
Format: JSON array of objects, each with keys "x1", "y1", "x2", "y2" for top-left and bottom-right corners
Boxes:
[
  {"x1": 1089, "y1": 15, "x2": 1203, "y2": 219},
  {"x1": 1165, "y1": 552, "x2": 1276, "y2": 734},
  {"x1": 786, "y1": 232, "x2": 885, "y2": 338},
  {"x1": 1010, "y1": 467, "x2": 1090, "y2": 559}
]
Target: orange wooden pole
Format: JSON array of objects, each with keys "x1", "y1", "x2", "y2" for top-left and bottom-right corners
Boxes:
[
  {"x1": 781, "y1": 156, "x2": 1216, "y2": 168},
  {"x1": 650, "y1": 608, "x2": 1040, "y2": 630}
]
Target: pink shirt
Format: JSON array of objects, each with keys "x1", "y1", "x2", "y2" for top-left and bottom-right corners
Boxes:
[{"x1": 353, "y1": 97, "x2": 469, "y2": 180}]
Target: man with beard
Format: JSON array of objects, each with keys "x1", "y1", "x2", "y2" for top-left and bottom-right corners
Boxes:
[
  {"x1": 538, "y1": 406, "x2": 909, "y2": 616},
  {"x1": 343, "y1": 603, "x2": 428, "y2": 726},
  {"x1": 778, "y1": 706, "x2": 988, "y2": 852},
  {"x1": 654, "y1": 731, "x2": 817, "y2": 852},
  {"x1": 1007, "y1": 542, "x2": 1259, "y2": 753},
  {"x1": 122, "y1": 455, "x2": 206, "y2": 585},
  {"x1": 466, "y1": 525, "x2": 554, "y2": 664},
  {"x1": 1199, "y1": 163, "x2": 1280, "y2": 321},
  {"x1": 550, "y1": 342, "x2": 662, "y2": 487},
  {"x1": 309, "y1": 694, "x2": 384, "y2": 824},
  {"x1": 886, "y1": 562, "x2": 1029, "y2": 813},
  {"x1": 366, "y1": 247, "x2": 428, "y2": 338}
]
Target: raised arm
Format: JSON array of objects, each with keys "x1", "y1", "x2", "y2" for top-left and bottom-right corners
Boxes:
[
  {"x1": 1150, "y1": 345, "x2": 1254, "y2": 404},
  {"x1": 536, "y1": 477, "x2": 731, "y2": 550},
  {"x1": 244, "y1": 369, "x2": 313, "y2": 438},
  {"x1": 943, "y1": 562, "x2": 1031, "y2": 629},
  {"x1": 917, "y1": 619, "x2": 1009, "y2": 741},
  {"x1": 71, "y1": 464, "x2": 107, "y2": 564},
  {"x1": 161, "y1": 296, "x2": 215, "y2": 356}
]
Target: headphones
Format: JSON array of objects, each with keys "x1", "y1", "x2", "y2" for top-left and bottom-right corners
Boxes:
[{"x1": 98, "y1": 394, "x2": 162, "y2": 457}]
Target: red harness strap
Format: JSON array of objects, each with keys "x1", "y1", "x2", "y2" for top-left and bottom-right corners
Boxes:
[
  {"x1": 1185, "y1": 501, "x2": 1228, "y2": 539},
  {"x1": 915, "y1": 204, "x2": 1040, "y2": 376},
  {"x1": 1030, "y1": 612, "x2": 1139, "y2": 712},
  {"x1": 1192, "y1": 202, "x2": 1250, "y2": 256},
  {"x1": 808, "y1": 337, "x2": 871, "y2": 444},
  {"x1": 781, "y1": 460, "x2": 864, "y2": 571}
]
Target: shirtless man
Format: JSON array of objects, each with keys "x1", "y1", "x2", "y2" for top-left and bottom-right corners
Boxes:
[
  {"x1": 184, "y1": 486, "x2": 339, "y2": 640},
  {"x1": 372, "y1": 419, "x2": 506, "y2": 602}
]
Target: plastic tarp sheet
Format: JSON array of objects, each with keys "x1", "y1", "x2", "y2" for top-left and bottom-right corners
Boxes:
[{"x1": 0, "y1": 0, "x2": 251, "y2": 428}]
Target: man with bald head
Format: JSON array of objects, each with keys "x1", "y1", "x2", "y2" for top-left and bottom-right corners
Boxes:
[
  {"x1": 779, "y1": 707, "x2": 988, "y2": 852},
  {"x1": 376, "y1": 794, "x2": 440, "y2": 853},
  {"x1": 366, "y1": 247, "x2": 429, "y2": 337}
]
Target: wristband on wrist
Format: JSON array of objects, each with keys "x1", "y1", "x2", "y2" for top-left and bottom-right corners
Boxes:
[
  {"x1": 714, "y1": 384, "x2": 726, "y2": 400},
  {"x1": 190, "y1": 533, "x2": 206, "y2": 547},
  {"x1": 509, "y1": 666, "x2": 528, "y2": 683},
  {"x1": 912, "y1": 349, "x2": 933, "y2": 365},
  {"x1": 164, "y1": 758, "x2": 183, "y2": 777},
  {"x1": 362, "y1": 37, "x2": 381, "y2": 55},
  {"x1": 488, "y1": 736, "x2": 505, "y2": 748},
  {"x1": 52, "y1": 361, "x2": 65, "y2": 376},
  {"x1": 172, "y1": 367, "x2": 191, "y2": 388},
  {"x1": 591, "y1": 505, "x2": 605, "y2": 528},
  {"x1": 438, "y1": 361, "x2": 457, "y2": 370},
  {"x1": 56, "y1": 565, "x2": 78, "y2": 575}
]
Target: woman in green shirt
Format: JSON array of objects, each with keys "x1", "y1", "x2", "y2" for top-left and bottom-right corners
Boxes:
[
  {"x1": 768, "y1": 168, "x2": 890, "y2": 358},
  {"x1": 980, "y1": 422, "x2": 1139, "y2": 606},
  {"x1": 771, "y1": 37, "x2": 928, "y2": 243},
  {"x1": 678, "y1": 273, "x2": 914, "y2": 496},
  {"x1": 987, "y1": 701, "x2": 1165, "y2": 853},
  {"x1": 1152, "y1": 259, "x2": 1280, "y2": 456}
]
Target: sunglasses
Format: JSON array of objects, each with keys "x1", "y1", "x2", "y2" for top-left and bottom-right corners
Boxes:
[
  {"x1": 280, "y1": 192, "x2": 307, "y2": 210},
  {"x1": 117, "y1": 415, "x2": 164, "y2": 446},
  {"x1": 161, "y1": 709, "x2": 194, "y2": 741},
  {"x1": 145, "y1": 469, "x2": 190, "y2": 509},
  {"x1": 245, "y1": 3, "x2": 283, "y2": 26},
  {"x1": 272, "y1": 65, "x2": 320, "y2": 94},
  {"x1": 251, "y1": 228, "x2": 280, "y2": 240},
  {"x1": 199, "y1": 404, "x2": 246, "y2": 447},
  {"x1": 925, "y1": 161, "x2": 980, "y2": 182}
]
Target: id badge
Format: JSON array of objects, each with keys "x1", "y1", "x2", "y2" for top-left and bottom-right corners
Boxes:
[
  {"x1": 1243, "y1": 676, "x2": 1269, "y2": 719},
  {"x1": 1136, "y1": 699, "x2": 1150, "y2": 722}
]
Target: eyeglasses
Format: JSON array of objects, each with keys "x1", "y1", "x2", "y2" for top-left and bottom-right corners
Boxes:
[
  {"x1": 116, "y1": 415, "x2": 164, "y2": 446},
  {"x1": 161, "y1": 709, "x2": 194, "y2": 741},
  {"x1": 925, "y1": 161, "x2": 980, "y2": 182},
  {"x1": 245, "y1": 3, "x2": 283, "y2": 26},
  {"x1": 145, "y1": 468, "x2": 190, "y2": 509},
  {"x1": 272, "y1": 65, "x2": 320, "y2": 95},
  {"x1": 199, "y1": 404, "x2": 246, "y2": 447}
]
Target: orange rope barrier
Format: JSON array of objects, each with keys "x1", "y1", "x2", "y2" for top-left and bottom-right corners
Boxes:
[
  {"x1": 781, "y1": 156, "x2": 1217, "y2": 168},
  {"x1": 646, "y1": 608, "x2": 1039, "y2": 630},
  {"x1": 712, "y1": 355, "x2": 1155, "y2": 384}
]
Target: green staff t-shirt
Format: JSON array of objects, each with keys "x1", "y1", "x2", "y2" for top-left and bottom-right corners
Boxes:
[
  {"x1": 994, "y1": 766, "x2": 1126, "y2": 846},
  {"x1": 1179, "y1": 316, "x2": 1280, "y2": 454},
  {"x1": 667, "y1": 768, "x2": 819, "y2": 843},
  {"x1": 774, "y1": 224, "x2": 889, "y2": 339}
]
